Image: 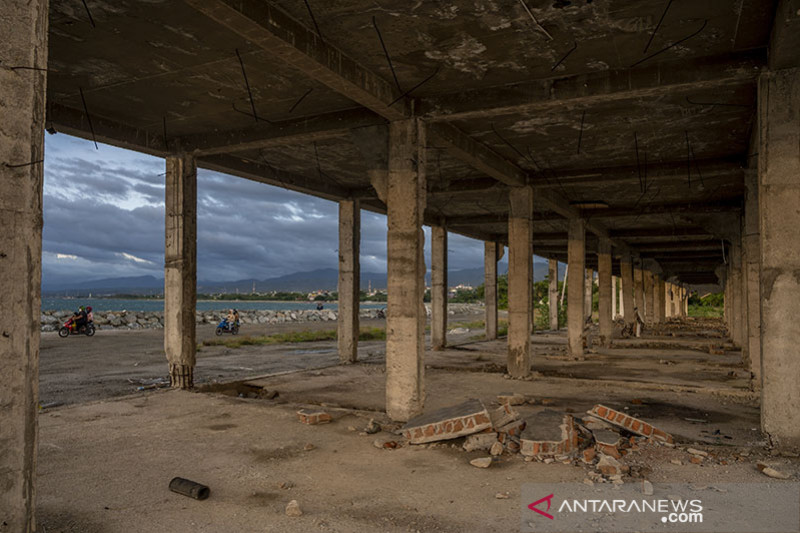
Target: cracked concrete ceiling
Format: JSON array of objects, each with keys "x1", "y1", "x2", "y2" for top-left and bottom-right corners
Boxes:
[{"x1": 46, "y1": 0, "x2": 794, "y2": 285}]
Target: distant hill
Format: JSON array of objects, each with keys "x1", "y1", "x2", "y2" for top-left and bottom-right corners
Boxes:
[{"x1": 42, "y1": 259, "x2": 567, "y2": 296}]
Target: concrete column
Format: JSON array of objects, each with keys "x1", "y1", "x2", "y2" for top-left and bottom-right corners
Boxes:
[
  {"x1": 548, "y1": 258, "x2": 559, "y2": 331},
  {"x1": 758, "y1": 68, "x2": 800, "y2": 446},
  {"x1": 669, "y1": 283, "x2": 676, "y2": 317},
  {"x1": 484, "y1": 241, "x2": 499, "y2": 340},
  {"x1": 657, "y1": 277, "x2": 666, "y2": 322},
  {"x1": 337, "y1": 199, "x2": 360, "y2": 363},
  {"x1": 431, "y1": 225, "x2": 448, "y2": 350},
  {"x1": 584, "y1": 268, "x2": 594, "y2": 320},
  {"x1": 644, "y1": 270, "x2": 655, "y2": 323},
  {"x1": 164, "y1": 154, "x2": 197, "y2": 389},
  {"x1": 620, "y1": 254, "x2": 635, "y2": 326},
  {"x1": 567, "y1": 218, "x2": 586, "y2": 357},
  {"x1": 743, "y1": 170, "x2": 761, "y2": 383},
  {"x1": 612, "y1": 275, "x2": 618, "y2": 319},
  {"x1": 507, "y1": 185, "x2": 533, "y2": 377},
  {"x1": 619, "y1": 275, "x2": 625, "y2": 317},
  {"x1": 679, "y1": 286, "x2": 688, "y2": 317},
  {"x1": 385, "y1": 118, "x2": 427, "y2": 421},
  {"x1": 597, "y1": 239, "x2": 613, "y2": 345},
  {"x1": 0, "y1": 1, "x2": 48, "y2": 529},
  {"x1": 730, "y1": 243, "x2": 744, "y2": 346},
  {"x1": 634, "y1": 264, "x2": 645, "y2": 319}
]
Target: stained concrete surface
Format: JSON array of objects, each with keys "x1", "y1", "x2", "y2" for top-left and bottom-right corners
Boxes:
[{"x1": 36, "y1": 318, "x2": 797, "y2": 533}]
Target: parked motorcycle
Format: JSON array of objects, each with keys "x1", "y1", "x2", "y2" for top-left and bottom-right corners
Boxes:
[{"x1": 58, "y1": 319, "x2": 95, "y2": 338}]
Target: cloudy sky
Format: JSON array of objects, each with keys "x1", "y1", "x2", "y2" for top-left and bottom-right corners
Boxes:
[{"x1": 43, "y1": 133, "x2": 508, "y2": 288}]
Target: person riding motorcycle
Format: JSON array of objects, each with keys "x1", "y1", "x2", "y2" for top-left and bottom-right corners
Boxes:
[{"x1": 71, "y1": 306, "x2": 89, "y2": 331}]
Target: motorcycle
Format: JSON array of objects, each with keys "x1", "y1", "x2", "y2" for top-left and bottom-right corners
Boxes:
[
  {"x1": 215, "y1": 318, "x2": 239, "y2": 336},
  {"x1": 58, "y1": 318, "x2": 95, "y2": 338}
]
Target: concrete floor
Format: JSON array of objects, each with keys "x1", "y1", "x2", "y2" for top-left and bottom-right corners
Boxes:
[{"x1": 36, "y1": 318, "x2": 797, "y2": 532}]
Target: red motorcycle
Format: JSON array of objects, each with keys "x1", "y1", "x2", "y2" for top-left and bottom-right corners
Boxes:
[{"x1": 58, "y1": 318, "x2": 95, "y2": 337}]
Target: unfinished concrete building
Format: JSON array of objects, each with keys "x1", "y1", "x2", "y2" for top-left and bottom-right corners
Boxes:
[{"x1": 2, "y1": 0, "x2": 799, "y2": 529}]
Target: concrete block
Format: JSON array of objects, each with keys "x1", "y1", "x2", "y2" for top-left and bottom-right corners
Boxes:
[
  {"x1": 489, "y1": 403, "x2": 520, "y2": 429},
  {"x1": 462, "y1": 431, "x2": 499, "y2": 452},
  {"x1": 297, "y1": 409, "x2": 332, "y2": 425},
  {"x1": 402, "y1": 399, "x2": 492, "y2": 444},
  {"x1": 593, "y1": 429, "x2": 623, "y2": 459},
  {"x1": 587, "y1": 405, "x2": 673, "y2": 444},
  {"x1": 519, "y1": 410, "x2": 578, "y2": 457},
  {"x1": 496, "y1": 419, "x2": 527, "y2": 442}
]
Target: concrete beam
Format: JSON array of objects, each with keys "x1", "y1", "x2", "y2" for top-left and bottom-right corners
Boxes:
[
  {"x1": 582, "y1": 200, "x2": 741, "y2": 219},
  {"x1": 428, "y1": 122, "x2": 527, "y2": 187},
  {"x1": 198, "y1": 154, "x2": 360, "y2": 202},
  {"x1": 769, "y1": 0, "x2": 800, "y2": 70},
  {"x1": 184, "y1": 0, "x2": 410, "y2": 121},
  {"x1": 540, "y1": 157, "x2": 744, "y2": 188},
  {"x1": 48, "y1": 103, "x2": 168, "y2": 157},
  {"x1": 0, "y1": 1, "x2": 47, "y2": 528},
  {"x1": 420, "y1": 50, "x2": 764, "y2": 121},
  {"x1": 183, "y1": 108, "x2": 385, "y2": 156},
  {"x1": 164, "y1": 154, "x2": 197, "y2": 389},
  {"x1": 337, "y1": 199, "x2": 360, "y2": 363}
]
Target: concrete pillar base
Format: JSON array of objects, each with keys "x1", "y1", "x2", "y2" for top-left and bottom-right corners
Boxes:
[{"x1": 169, "y1": 364, "x2": 194, "y2": 389}]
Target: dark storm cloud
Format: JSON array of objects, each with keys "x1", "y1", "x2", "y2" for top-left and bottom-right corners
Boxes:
[{"x1": 42, "y1": 134, "x2": 498, "y2": 288}]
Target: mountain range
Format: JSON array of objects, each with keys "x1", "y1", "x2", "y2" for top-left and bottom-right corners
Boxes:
[{"x1": 43, "y1": 259, "x2": 565, "y2": 296}]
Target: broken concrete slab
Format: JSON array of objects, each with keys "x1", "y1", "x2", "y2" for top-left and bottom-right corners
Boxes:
[
  {"x1": 489, "y1": 403, "x2": 520, "y2": 430},
  {"x1": 496, "y1": 419, "x2": 527, "y2": 443},
  {"x1": 593, "y1": 429, "x2": 624, "y2": 459},
  {"x1": 296, "y1": 409, "x2": 332, "y2": 425},
  {"x1": 519, "y1": 410, "x2": 577, "y2": 458},
  {"x1": 462, "y1": 431, "x2": 499, "y2": 452},
  {"x1": 587, "y1": 405, "x2": 673, "y2": 444},
  {"x1": 402, "y1": 399, "x2": 492, "y2": 444}
]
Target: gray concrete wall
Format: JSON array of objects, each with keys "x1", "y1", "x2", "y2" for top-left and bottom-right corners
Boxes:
[
  {"x1": 758, "y1": 68, "x2": 800, "y2": 447},
  {"x1": 337, "y1": 199, "x2": 360, "y2": 363},
  {"x1": 0, "y1": 1, "x2": 48, "y2": 530},
  {"x1": 385, "y1": 119, "x2": 426, "y2": 421},
  {"x1": 164, "y1": 154, "x2": 197, "y2": 389},
  {"x1": 507, "y1": 186, "x2": 533, "y2": 377}
]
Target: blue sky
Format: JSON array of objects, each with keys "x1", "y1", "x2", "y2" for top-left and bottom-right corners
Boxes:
[{"x1": 43, "y1": 133, "x2": 511, "y2": 287}]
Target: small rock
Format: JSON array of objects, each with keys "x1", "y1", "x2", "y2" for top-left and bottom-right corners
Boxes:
[
  {"x1": 285, "y1": 500, "x2": 303, "y2": 517},
  {"x1": 470, "y1": 457, "x2": 492, "y2": 468},
  {"x1": 279, "y1": 481, "x2": 294, "y2": 490},
  {"x1": 543, "y1": 458, "x2": 555, "y2": 464},
  {"x1": 757, "y1": 462, "x2": 791, "y2": 479},
  {"x1": 583, "y1": 478, "x2": 594, "y2": 487},
  {"x1": 495, "y1": 492, "x2": 510, "y2": 499},
  {"x1": 670, "y1": 459, "x2": 682, "y2": 466},
  {"x1": 582, "y1": 448, "x2": 597, "y2": 463},
  {"x1": 365, "y1": 419, "x2": 381, "y2": 434},
  {"x1": 687, "y1": 448, "x2": 708, "y2": 457},
  {"x1": 347, "y1": 426, "x2": 357, "y2": 432},
  {"x1": 642, "y1": 480, "x2": 654, "y2": 495},
  {"x1": 490, "y1": 442, "x2": 504, "y2": 456},
  {"x1": 597, "y1": 455, "x2": 623, "y2": 476},
  {"x1": 303, "y1": 443, "x2": 315, "y2": 451}
]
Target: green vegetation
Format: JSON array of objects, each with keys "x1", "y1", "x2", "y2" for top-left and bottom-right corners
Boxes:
[
  {"x1": 201, "y1": 327, "x2": 386, "y2": 349},
  {"x1": 688, "y1": 291, "x2": 724, "y2": 318}
]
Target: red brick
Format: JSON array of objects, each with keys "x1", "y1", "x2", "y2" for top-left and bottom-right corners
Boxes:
[
  {"x1": 402, "y1": 399, "x2": 493, "y2": 444},
  {"x1": 296, "y1": 409, "x2": 332, "y2": 425},
  {"x1": 586, "y1": 405, "x2": 673, "y2": 444}
]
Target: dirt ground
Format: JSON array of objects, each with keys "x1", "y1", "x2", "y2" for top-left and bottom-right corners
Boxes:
[{"x1": 35, "y1": 317, "x2": 800, "y2": 532}]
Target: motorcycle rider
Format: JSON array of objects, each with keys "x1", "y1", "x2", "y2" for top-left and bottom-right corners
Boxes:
[{"x1": 72, "y1": 306, "x2": 89, "y2": 332}]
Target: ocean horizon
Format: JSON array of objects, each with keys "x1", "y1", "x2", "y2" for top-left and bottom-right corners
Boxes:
[{"x1": 41, "y1": 297, "x2": 385, "y2": 313}]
